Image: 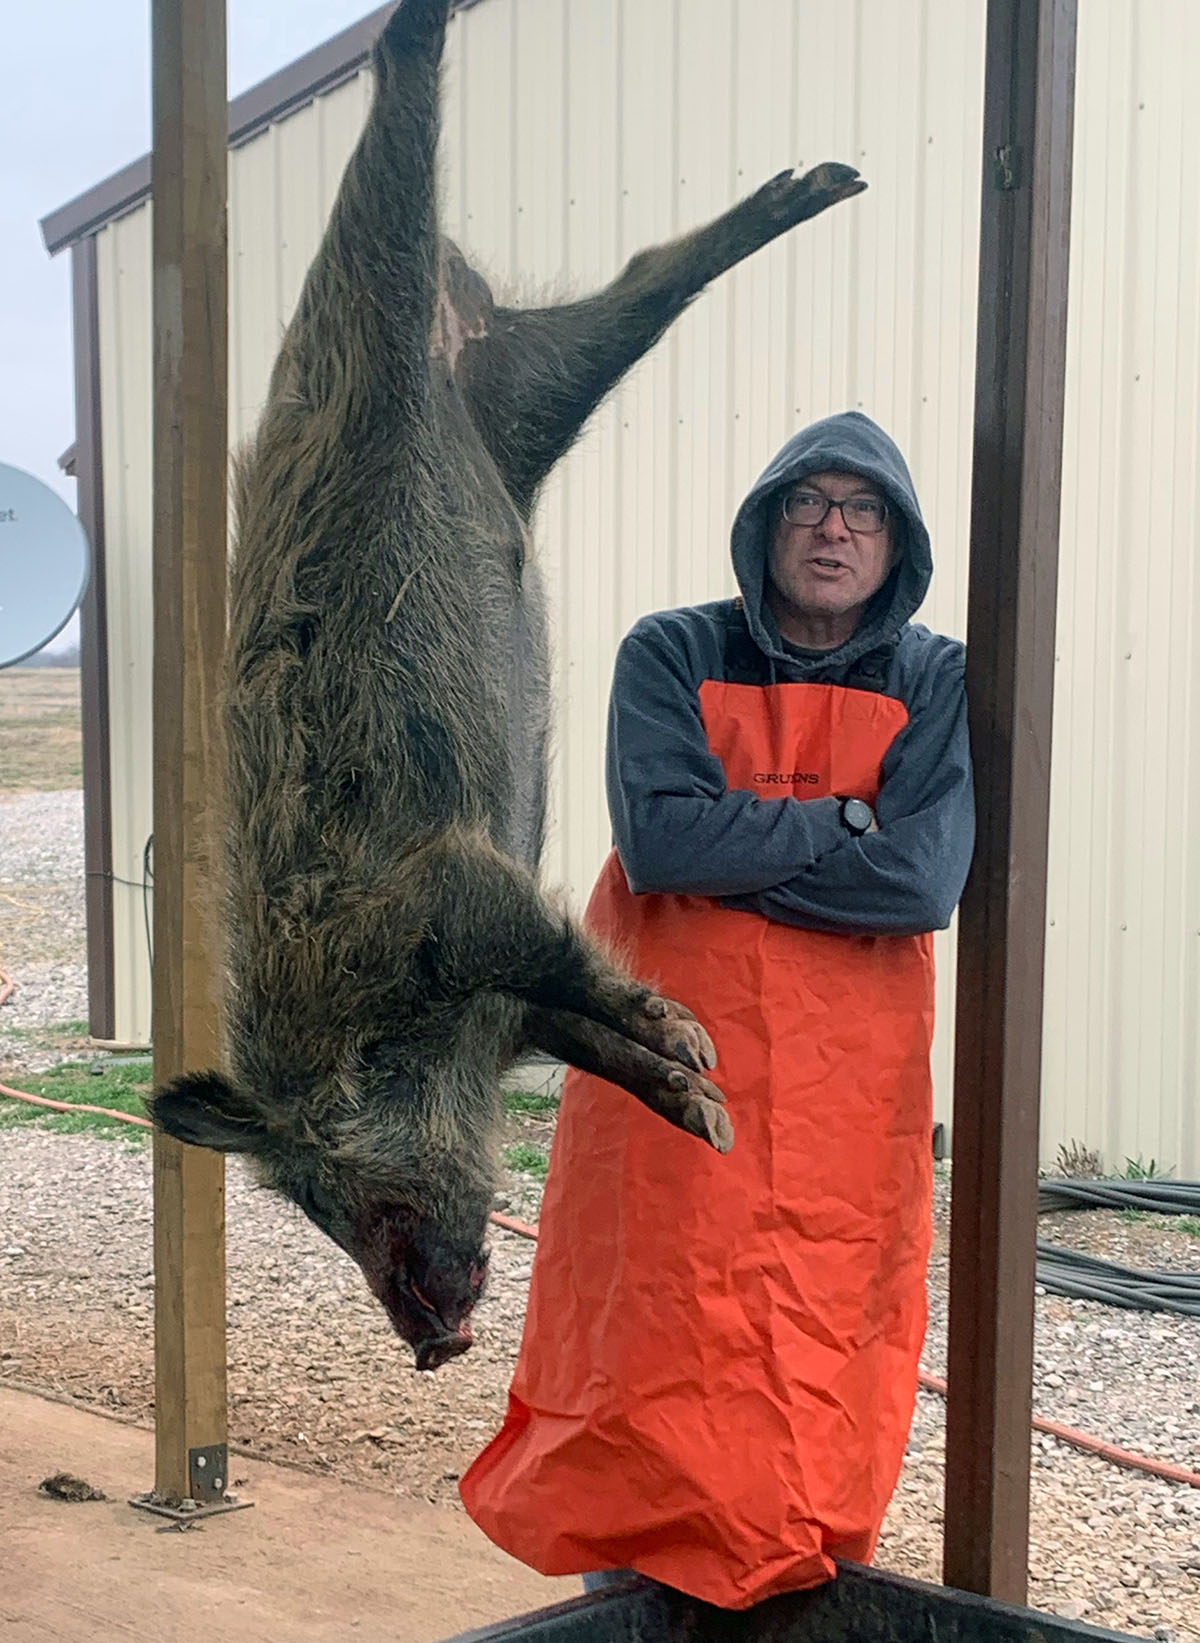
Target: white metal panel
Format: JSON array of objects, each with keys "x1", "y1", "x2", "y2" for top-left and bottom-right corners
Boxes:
[
  {"x1": 96, "y1": 209, "x2": 154, "y2": 1046},
  {"x1": 89, "y1": 0, "x2": 1200, "y2": 1172},
  {"x1": 1045, "y1": 0, "x2": 1200, "y2": 1177}
]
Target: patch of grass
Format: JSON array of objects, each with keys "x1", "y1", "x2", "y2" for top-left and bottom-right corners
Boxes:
[
  {"x1": 503, "y1": 1141, "x2": 550, "y2": 1180},
  {"x1": 1120, "y1": 1208, "x2": 1200, "y2": 1235},
  {"x1": 0, "y1": 1018, "x2": 94, "y2": 1061},
  {"x1": 0, "y1": 1060, "x2": 152, "y2": 1141},
  {"x1": 0, "y1": 669, "x2": 82, "y2": 790},
  {"x1": 503, "y1": 1087, "x2": 560, "y2": 1116},
  {"x1": 1121, "y1": 1155, "x2": 1172, "y2": 1181}
]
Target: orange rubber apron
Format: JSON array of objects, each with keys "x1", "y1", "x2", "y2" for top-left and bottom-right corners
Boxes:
[{"x1": 461, "y1": 680, "x2": 935, "y2": 1610}]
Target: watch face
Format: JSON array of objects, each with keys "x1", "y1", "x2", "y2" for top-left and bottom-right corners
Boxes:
[{"x1": 843, "y1": 798, "x2": 873, "y2": 833}]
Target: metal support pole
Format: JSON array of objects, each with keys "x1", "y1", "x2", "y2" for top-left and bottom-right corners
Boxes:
[
  {"x1": 149, "y1": 0, "x2": 231, "y2": 1510},
  {"x1": 944, "y1": 0, "x2": 1077, "y2": 1601}
]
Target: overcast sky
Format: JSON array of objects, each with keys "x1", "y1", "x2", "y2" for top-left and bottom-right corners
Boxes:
[{"x1": 2, "y1": 2, "x2": 380, "y2": 648}]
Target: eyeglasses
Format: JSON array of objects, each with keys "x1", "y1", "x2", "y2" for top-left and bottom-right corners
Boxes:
[{"x1": 780, "y1": 488, "x2": 890, "y2": 535}]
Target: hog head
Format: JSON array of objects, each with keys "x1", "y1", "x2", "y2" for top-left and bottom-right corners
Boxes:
[{"x1": 150, "y1": 1069, "x2": 492, "y2": 1372}]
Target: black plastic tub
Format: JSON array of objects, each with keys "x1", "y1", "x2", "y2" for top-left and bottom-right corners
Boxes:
[{"x1": 444, "y1": 1563, "x2": 1137, "y2": 1643}]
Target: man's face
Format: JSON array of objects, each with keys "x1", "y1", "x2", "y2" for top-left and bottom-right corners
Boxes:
[{"x1": 766, "y1": 469, "x2": 897, "y2": 648}]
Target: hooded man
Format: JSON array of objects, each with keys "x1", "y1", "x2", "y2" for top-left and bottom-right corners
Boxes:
[{"x1": 460, "y1": 412, "x2": 975, "y2": 1610}]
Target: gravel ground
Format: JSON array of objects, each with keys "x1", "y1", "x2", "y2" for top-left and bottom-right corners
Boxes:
[
  {"x1": 0, "y1": 791, "x2": 89, "y2": 1053},
  {"x1": 2, "y1": 789, "x2": 1199, "y2": 1639}
]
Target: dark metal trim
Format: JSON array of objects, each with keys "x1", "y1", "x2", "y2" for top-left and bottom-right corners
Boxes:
[
  {"x1": 944, "y1": 0, "x2": 1078, "y2": 1603},
  {"x1": 71, "y1": 238, "x2": 115, "y2": 1043},
  {"x1": 40, "y1": 0, "x2": 491, "y2": 256},
  {"x1": 442, "y1": 1563, "x2": 1139, "y2": 1643}
]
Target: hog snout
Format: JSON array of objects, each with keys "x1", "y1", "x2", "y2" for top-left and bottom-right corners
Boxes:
[
  {"x1": 380, "y1": 1267, "x2": 482, "y2": 1370},
  {"x1": 401, "y1": 1286, "x2": 476, "y2": 1372},
  {"x1": 414, "y1": 1323, "x2": 475, "y2": 1373}
]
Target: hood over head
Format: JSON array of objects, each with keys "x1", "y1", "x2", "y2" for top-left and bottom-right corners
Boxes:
[{"x1": 730, "y1": 410, "x2": 932, "y2": 673}]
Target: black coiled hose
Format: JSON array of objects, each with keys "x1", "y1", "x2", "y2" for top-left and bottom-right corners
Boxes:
[{"x1": 1034, "y1": 1178, "x2": 1200, "y2": 1317}]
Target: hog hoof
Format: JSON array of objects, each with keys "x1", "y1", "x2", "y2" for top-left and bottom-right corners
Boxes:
[
  {"x1": 681, "y1": 1090, "x2": 735, "y2": 1154},
  {"x1": 758, "y1": 162, "x2": 867, "y2": 224},
  {"x1": 637, "y1": 995, "x2": 717, "y2": 1072},
  {"x1": 656, "y1": 1065, "x2": 733, "y2": 1153},
  {"x1": 380, "y1": 0, "x2": 452, "y2": 57}
]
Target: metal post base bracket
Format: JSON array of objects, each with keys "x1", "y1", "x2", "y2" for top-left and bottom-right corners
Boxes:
[
  {"x1": 130, "y1": 1490, "x2": 253, "y2": 1524},
  {"x1": 131, "y1": 1441, "x2": 253, "y2": 1522}
]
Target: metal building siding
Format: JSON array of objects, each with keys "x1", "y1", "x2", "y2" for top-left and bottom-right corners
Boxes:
[
  {"x1": 95, "y1": 208, "x2": 155, "y2": 1046},
  {"x1": 88, "y1": 0, "x2": 1199, "y2": 1174},
  {"x1": 1045, "y1": 0, "x2": 1200, "y2": 1177}
]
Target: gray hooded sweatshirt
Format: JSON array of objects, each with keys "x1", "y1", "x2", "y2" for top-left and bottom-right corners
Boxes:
[{"x1": 604, "y1": 411, "x2": 974, "y2": 935}]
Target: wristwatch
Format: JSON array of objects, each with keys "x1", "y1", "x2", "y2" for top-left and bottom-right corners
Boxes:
[{"x1": 838, "y1": 796, "x2": 876, "y2": 836}]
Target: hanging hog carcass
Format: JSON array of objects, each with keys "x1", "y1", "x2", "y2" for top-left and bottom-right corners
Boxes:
[{"x1": 150, "y1": 0, "x2": 866, "y2": 1371}]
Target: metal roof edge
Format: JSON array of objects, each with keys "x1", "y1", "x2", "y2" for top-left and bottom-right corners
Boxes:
[{"x1": 41, "y1": 1, "x2": 484, "y2": 256}]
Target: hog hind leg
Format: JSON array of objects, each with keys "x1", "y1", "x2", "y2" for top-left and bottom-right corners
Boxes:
[
  {"x1": 258, "y1": 0, "x2": 454, "y2": 439},
  {"x1": 457, "y1": 162, "x2": 866, "y2": 514}
]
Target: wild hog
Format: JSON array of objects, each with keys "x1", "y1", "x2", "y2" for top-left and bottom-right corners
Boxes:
[{"x1": 150, "y1": 0, "x2": 865, "y2": 1370}]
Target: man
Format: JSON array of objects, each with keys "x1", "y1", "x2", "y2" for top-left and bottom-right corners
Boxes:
[{"x1": 460, "y1": 411, "x2": 974, "y2": 1609}]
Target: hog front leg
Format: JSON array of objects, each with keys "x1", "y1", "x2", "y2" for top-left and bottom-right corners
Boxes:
[
  {"x1": 398, "y1": 832, "x2": 732, "y2": 1150},
  {"x1": 458, "y1": 163, "x2": 866, "y2": 512},
  {"x1": 521, "y1": 1006, "x2": 732, "y2": 1154}
]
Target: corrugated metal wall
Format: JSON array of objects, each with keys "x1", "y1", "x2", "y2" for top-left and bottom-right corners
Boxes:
[
  {"x1": 92, "y1": 0, "x2": 1200, "y2": 1175},
  {"x1": 1046, "y1": 0, "x2": 1200, "y2": 1178},
  {"x1": 96, "y1": 207, "x2": 154, "y2": 1045}
]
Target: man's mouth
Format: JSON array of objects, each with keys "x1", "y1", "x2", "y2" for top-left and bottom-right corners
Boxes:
[{"x1": 807, "y1": 557, "x2": 849, "y2": 576}]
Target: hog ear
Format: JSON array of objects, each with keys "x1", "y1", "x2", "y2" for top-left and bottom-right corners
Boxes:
[{"x1": 149, "y1": 1070, "x2": 271, "y2": 1155}]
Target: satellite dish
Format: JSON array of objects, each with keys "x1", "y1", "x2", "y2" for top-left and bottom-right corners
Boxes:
[{"x1": 0, "y1": 462, "x2": 91, "y2": 669}]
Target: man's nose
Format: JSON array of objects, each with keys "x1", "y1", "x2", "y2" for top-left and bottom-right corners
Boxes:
[{"x1": 817, "y1": 501, "x2": 852, "y2": 539}]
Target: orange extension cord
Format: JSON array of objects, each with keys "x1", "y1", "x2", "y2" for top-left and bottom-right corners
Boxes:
[{"x1": 1, "y1": 959, "x2": 1196, "y2": 1492}]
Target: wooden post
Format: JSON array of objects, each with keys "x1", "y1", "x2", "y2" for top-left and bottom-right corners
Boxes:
[
  {"x1": 943, "y1": 0, "x2": 1077, "y2": 1602},
  {"x1": 150, "y1": 0, "x2": 230, "y2": 1507}
]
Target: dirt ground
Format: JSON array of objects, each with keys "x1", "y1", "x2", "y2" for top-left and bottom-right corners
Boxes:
[
  {"x1": 1, "y1": 1383, "x2": 574, "y2": 1642},
  {"x1": 0, "y1": 668, "x2": 82, "y2": 790}
]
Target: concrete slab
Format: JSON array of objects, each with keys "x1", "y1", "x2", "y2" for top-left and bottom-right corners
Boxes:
[{"x1": 0, "y1": 1384, "x2": 572, "y2": 1641}]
